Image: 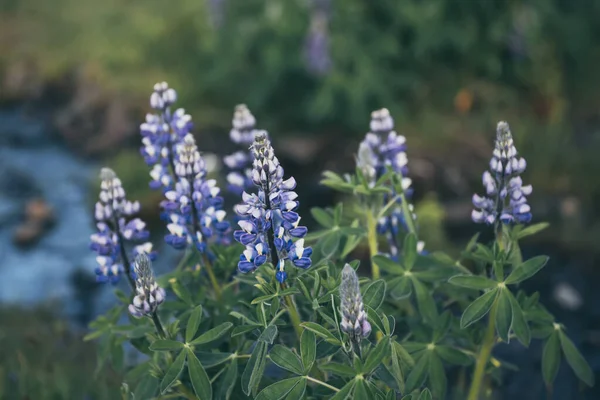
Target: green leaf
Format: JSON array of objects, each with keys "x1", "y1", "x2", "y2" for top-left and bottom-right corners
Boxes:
[
  {"x1": 186, "y1": 349, "x2": 212, "y2": 400},
  {"x1": 353, "y1": 379, "x2": 371, "y2": 399},
  {"x1": 372, "y1": 255, "x2": 405, "y2": 275},
  {"x1": 506, "y1": 291, "x2": 530, "y2": 346},
  {"x1": 258, "y1": 325, "x2": 278, "y2": 344},
  {"x1": 505, "y1": 256, "x2": 549, "y2": 285},
  {"x1": 460, "y1": 288, "x2": 498, "y2": 329},
  {"x1": 284, "y1": 377, "x2": 307, "y2": 400},
  {"x1": 311, "y1": 208, "x2": 334, "y2": 228},
  {"x1": 134, "y1": 375, "x2": 158, "y2": 400},
  {"x1": 191, "y1": 322, "x2": 233, "y2": 345},
  {"x1": 448, "y1": 275, "x2": 497, "y2": 290},
  {"x1": 300, "y1": 330, "x2": 316, "y2": 373},
  {"x1": 418, "y1": 388, "x2": 433, "y2": 400},
  {"x1": 559, "y1": 331, "x2": 595, "y2": 387},
  {"x1": 170, "y1": 279, "x2": 193, "y2": 305},
  {"x1": 516, "y1": 222, "x2": 549, "y2": 239},
  {"x1": 405, "y1": 351, "x2": 430, "y2": 393},
  {"x1": 252, "y1": 294, "x2": 278, "y2": 305},
  {"x1": 318, "y1": 362, "x2": 356, "y2": 377},
  {"x1": 186, "y1": 305, "x2": 203, "y2": 343},
  {"x1": 196, "y1": 352, "x2": 233, "y2": 368},
  {"x1": 329, "y1": 380, "x2": 355, "y2": 400},
  {"x1": 160, "y1": 350, "x2": 186, "y2": 393},
  {"x1": 365, "y1": 304, "x2": 385, "y2": 334},
  {"x1": 320, "y1": 231, "x2": 341, "y2": 259},
  {"x1": 149, "y1": 340, "x2": 185, "y2": 351},
  {"x1": 231, "y1": 324, "x2": 261, "y2": 337},
  {"x1": 269, "y1": 345, "x2": 304, "y2": 375},
  {"x1": 495, "y1": 289, "x2": 513, "y2": 343},
  {"x1": 300, "y1": 322, "x2": 341, "y2": 345},
  {"x1": 390, "y1": 342, "x2": 412, "y2": 392},
  {"x1": 389, "y1": 276, "x2": 412, "y2": 300},
  {"x1": 216, "y1": 357, "x2": 237, "y2": 400},
  {"x1": 364, "y1": 337, "x2": 389, "y2": 373},
  {"x1": 411, "y1": 278, "x2": 438, "y2": 323},
  {"x1": 242, "y1": 341, "x2": 268, "y2": 396},
  {"x1": 255, "y1": 377, "x2": 302, "y2": 400},
  {"x1": 403, "y1": 233, "x2": 418, "y2": 270},
  {"x1": 334, "y1": 203, "x2": 343, "y2": 225},
  {"x1": 363, "y1": 280, "x2": 386, "y2": 309},
  {"x1": 542, "y1": 331, "x2": 561, "y2": 386},
  {"x1": 435, "y1": 346, "x2": 472, "y2": 366},
  {"x1": 428, "y1": 352, "x2": 447, "y2": 399}
]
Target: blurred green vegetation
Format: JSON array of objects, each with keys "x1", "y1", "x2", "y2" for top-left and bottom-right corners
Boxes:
[
  {"x1": 2, "y1": 0, "x2": 600, "y2": 210},
  {"x1": 0, "y1": 306, "x2": 122, "y2": 399}
]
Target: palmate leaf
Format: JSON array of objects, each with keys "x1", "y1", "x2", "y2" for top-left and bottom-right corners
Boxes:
[
  {"x1": 241, "y1": 341, "x2": 268, "y2": 396},
  {"x1": 460, "y1": 288, "x2": 498, "y2": 329},
  {"x1": 448, "y1": 275, "x2": 497, "y2": 290},
  {"x1": 542, "y1": 331, "x2": 561, "y2": 386},
  {"x1": 559, "y1": 330, "x2": 595, "y2": 387},
  {"x1": 186, "y1": 349, "x2": 212, "y2": 400},
  {"x1": 300, "y1": 330, "x2": 316, "y2": 373},
  {"x1": 363, "y1": 279, "x2": 386, "y2": 309},
  {"x1": 505, "y1": 256, "x2": 549, "y2": 284},
  {"x1": 255, "y1": 377, "x2": 304, "y2": 400},
  {"x1": 269, "y1": 345, "x2": 304, "y2": 375},
  {"x1": 495, "y1": 288, "x2": 513, "y2": 343}
]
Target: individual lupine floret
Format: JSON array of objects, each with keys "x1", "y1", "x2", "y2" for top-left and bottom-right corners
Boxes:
[
  {"x1": 472, "y1": 121, "x2": 532, "y2": 225},
  {"x1": 223, "y1": 104, "x2": 261, "y2": 195},
  {"x1": 233, "y1": 131, "x2": 311, "y2": 282},
  {"x1": 162, "y1": 134, "x2": 230, "y2": 253},
  {"x1": 90, "y1": 168, "x2": 156, "y2": 284},
  {"x1": 339, "y1": 264, "x2": 371, "y2": 338},
  {"x1": 140, "y1": 82, "x2": 193, "y2": 191},
  {"x1": 358, "y1": 108, "x2": 423, "y2": 257},
  {"x1": 128, "y1": 254, "x2": 166, "y2": 318}
]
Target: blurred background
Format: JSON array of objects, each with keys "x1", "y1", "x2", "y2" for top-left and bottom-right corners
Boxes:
[{"x1": 1, "y1": 0, "x2": 599, "y2": 398}]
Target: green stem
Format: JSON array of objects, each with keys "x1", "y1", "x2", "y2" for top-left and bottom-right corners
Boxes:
[
  {"x1": 151, "y1": 311, "x2": 167, "y2": 339},
  {"x1": 283, "y1": 290, "x2": 303, "y2": 341},
  {"x1": 366, "y1": 211, "x2": 380, "y2": 280},
  {"x1": 202, "y1": 254, "x2": 222, "y2": 300},
  {"x1": 305, "y1": 375, "x2": 340, "y2": 392},
  {"x1": 467, "y1": 302, "x2": 498, "y2": 400}
]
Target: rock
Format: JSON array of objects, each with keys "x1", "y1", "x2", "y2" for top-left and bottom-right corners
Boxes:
[
  {"x1": 25, "y1": 198, "x2": 55, "y2": 227},
  {"x1": 13, "y1": 221, "x2": 44, "y2": 247}
]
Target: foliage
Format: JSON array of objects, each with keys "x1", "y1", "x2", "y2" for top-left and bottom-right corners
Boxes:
[{"x1": 82, "y1": 89, "x2": 594, "y2": 399}]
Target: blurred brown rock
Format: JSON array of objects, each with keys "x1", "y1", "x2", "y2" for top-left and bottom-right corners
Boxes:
[{"x1": 13, "y1": 198, "x2": 55, "y2": 248}]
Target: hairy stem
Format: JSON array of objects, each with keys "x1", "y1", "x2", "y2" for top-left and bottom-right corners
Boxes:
[
  {"x1": 202, "y1": 254, "x2": 222, "y2": 300},
  {"x1": 151, "y1": 311, "x2": 167, "y2": 339},
  {"x1": 366, "y1": 211, "x2": 380, "y2": 280},
  {"x1": 281, "y1": 283, "x2": 303, "y2": 340},
  {"x1": 305, "y1": 375, "x2": 340, "y2": 392},
  {"x1": 467, "y1": 302, "x2": 498, "y2": 400}
]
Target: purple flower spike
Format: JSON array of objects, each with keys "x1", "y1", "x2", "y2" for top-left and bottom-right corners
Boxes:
[
  {"x1": 128, "y1": 254, "x2": 166, "y2": 318},
  {"x1": 340, "y1": 264, "x2": 371, "y2": 339},
  {"x1": 358, "y1": 108, "x2": 425, "y2": 258},
  {"x1": 233, "y1": 131, "x2": 311, "y2": 281},
  {"x1": 90, "y1": 168, "x2": 155, "y2": 284},
  {"x1": 472, "y1": 121, "x2": 533, "y2": 226}
]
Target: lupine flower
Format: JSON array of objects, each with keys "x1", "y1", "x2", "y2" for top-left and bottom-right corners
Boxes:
[
  {"x1": 223, "y1": 104, "x2": 261, "y2": 195},
  {"x1": 140, "y1": 82, "x2": 193, "y2": 191},
  {"x1": 90, "y1": 168, "x2": 156, "y2": 284},
  {"x1": 357, "y1": 108, "x2": 424, "y2": 258},
  {"x1": 162, "y1": 134, "x2": 230, "y2": 253},
  {"x1": 472, "y1": 121, "x2": 532, "y2": 225},
  {"x1": 128, "y1": 254, "x2": 166, "y2": 318},
  {"x1": 339, "y1": 264, "x2": 371, "y2": 338},
  {"x1": 233, "y1": 131, "x2": 311, "y2": 282}
]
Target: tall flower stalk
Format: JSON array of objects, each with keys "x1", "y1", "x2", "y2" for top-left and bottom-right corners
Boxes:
[
  {"x1": 356, "y1": 108, "x2": 421, "y2": 279},
  {"x1": 468, "y1": 121, "x2": 533, "y2": 400},
  {"x1": 224, "y1": 104, "x2": 260, "y2": 195},
  {"x1": 233, "y1": 131, "x2": 311, "y2": 338},
  {"x1": 90, "y1": 168, "x2": 155, "y2": 290}
]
